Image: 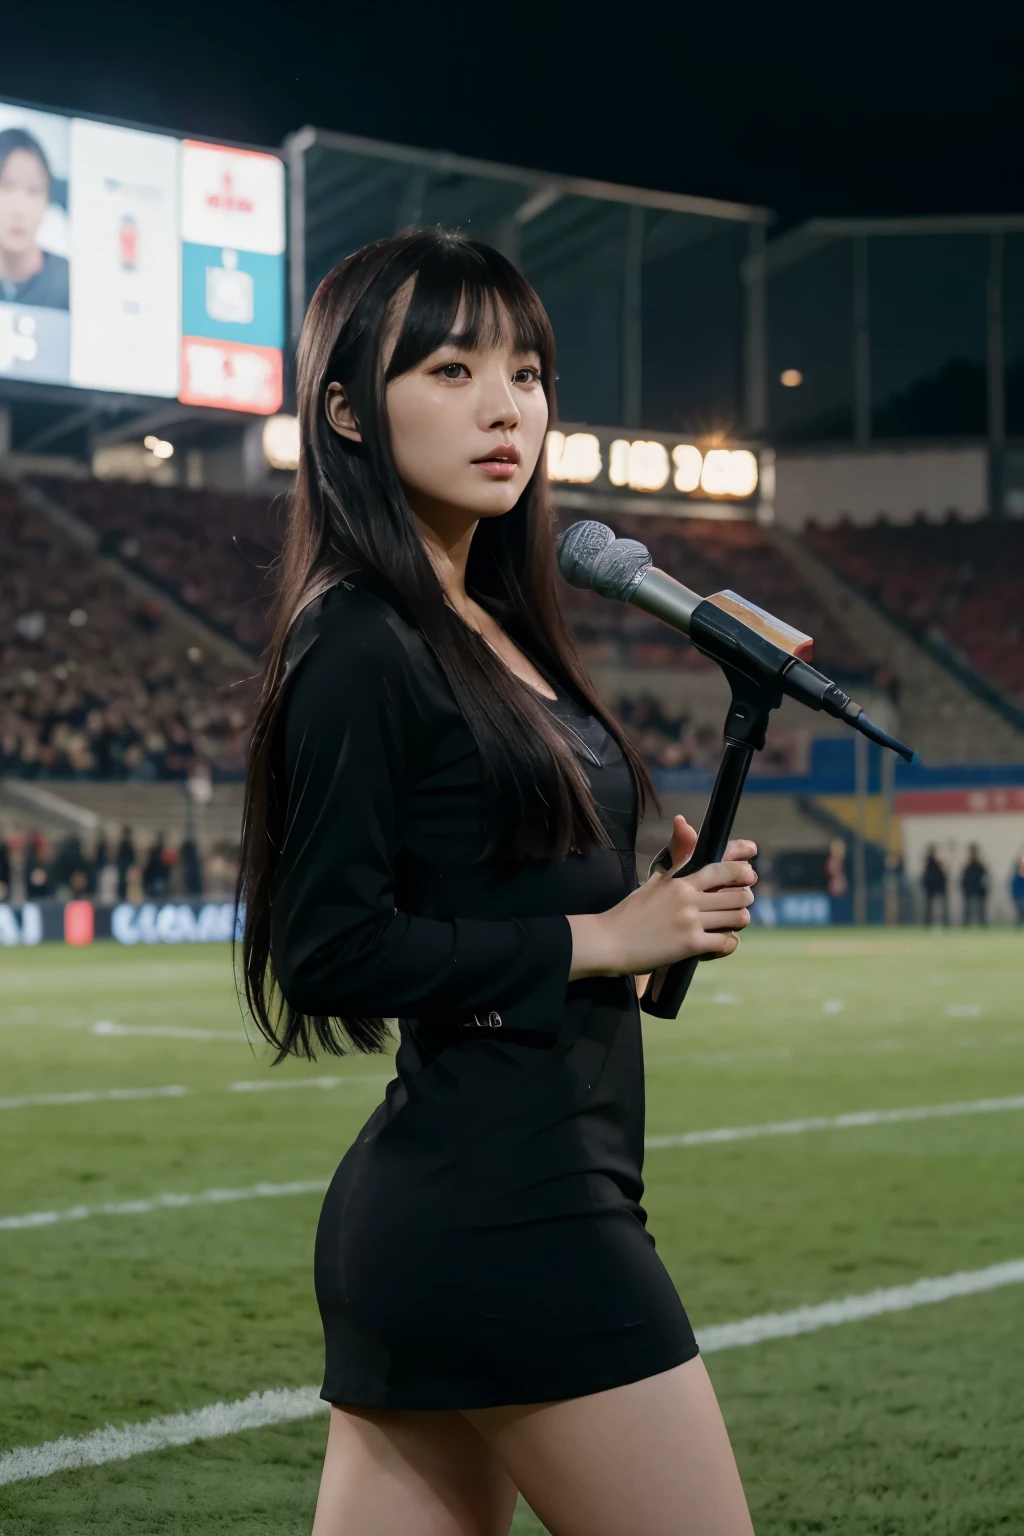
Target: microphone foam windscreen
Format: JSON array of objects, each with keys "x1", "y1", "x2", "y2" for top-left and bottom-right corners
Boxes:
[
  {"x1": 589, "y1": 538, "x2": 653, "y2": 601},
  {"x1": 555, "y1": 521, "x2": 616, "y2": 588}
]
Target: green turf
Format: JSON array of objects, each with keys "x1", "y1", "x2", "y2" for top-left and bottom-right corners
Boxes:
[{"x1": 1, "y1": 930, "x2": 1022, "y2": 1533}]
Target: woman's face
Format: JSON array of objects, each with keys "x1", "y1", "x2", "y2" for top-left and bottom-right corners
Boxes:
[
  {"x1": 383, "y1": 311, "x2": 549, "y2": 522},
  {"x1": 0, "y1": 150, "x2": 50, "y2": 256}
]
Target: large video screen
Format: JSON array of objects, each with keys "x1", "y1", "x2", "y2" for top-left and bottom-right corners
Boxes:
[{"x1": 0, "y1": 101, "x2": 285, "y2": 414}]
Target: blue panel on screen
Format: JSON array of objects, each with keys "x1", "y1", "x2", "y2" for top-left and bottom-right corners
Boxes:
[
  {"x1": 180, "y1": 243, "x2": 284, "y2": 348},
  {"x1": 0, "y1": 303, "x2": 71, "y2": 385}
]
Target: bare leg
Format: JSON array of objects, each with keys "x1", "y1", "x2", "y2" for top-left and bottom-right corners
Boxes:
[
  {"x1": 463, "y1": 1356, "x2": 754, "y2": 1536},
  {"x1": 312, "y1": 1403, "x2": 520, "y2": 1536}
]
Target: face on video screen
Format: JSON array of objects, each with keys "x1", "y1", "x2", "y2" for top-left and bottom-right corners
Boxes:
[{"x1": 0, "y1": 144, "x2": 50, "y2": 257}]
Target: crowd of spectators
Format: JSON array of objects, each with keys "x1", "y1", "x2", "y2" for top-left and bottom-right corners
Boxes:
[
  {"x1": 0, "y1": 824, "x2": 240, "y2": 906},
  {"x1": 35, "y1": 477, "x2": 279, "y2": 653},
  {"x1": 4, "y1": 475, "x2": 904, "y2": 789},
  {"x1": 42, "y1": 477, "x2": 882, "y2": 683},
  {"x1": 614, "y1": 692, "x2": 809, "y2": 775},
  {"x1": 1, "y1": 484, "x2": 255, "y2": 781},
  {"x1": 804, "y1": 517, "x2": 1024, "y2": 703}
]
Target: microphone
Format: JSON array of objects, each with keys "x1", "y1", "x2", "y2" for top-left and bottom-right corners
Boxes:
[{"x1": 556, "y1": 520, "x2": 914, "y2": 762}]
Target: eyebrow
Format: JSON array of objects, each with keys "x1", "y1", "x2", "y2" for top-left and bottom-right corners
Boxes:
[{"x1": 438, "y1": 330, "x2": 541, "y2": 352}]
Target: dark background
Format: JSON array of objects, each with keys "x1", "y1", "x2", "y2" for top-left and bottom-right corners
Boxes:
[{"x1": 2, "y1": 1, "x2": 1022, "y2": 224}]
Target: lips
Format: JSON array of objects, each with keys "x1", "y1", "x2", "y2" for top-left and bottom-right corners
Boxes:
[{"x1": 472, "y1": 444, "x2": 521, "y2": 466}]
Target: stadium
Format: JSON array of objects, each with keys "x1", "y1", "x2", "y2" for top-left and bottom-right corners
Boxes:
[{"x1": 1, "y1": 17, "x2": 1023, "y2": 1535}]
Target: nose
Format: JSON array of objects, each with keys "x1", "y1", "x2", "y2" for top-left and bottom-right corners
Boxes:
[{"x1": 479, "y1": 369, "x2": 521, "y2": 433}]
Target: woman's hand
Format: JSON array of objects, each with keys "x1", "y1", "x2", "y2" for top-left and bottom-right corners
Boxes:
[
  {"x1": 632, "y1": 823, "x2": 761, "y2": 989},
  {"x1": 569, "y1": 815, "x2": 757, "y2": 983}
]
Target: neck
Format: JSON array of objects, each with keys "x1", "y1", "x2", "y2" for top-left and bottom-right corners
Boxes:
[
  {"x1": 408, "y1": 498, "x2": 479, "y2": 613},
  {"x1": 0, "y1": 245, "x2": 44, "y2": 284}
]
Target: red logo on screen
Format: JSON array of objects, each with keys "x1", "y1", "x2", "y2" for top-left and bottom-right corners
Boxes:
[
  {"x1": 206, "y1": 172, "x2": 254, "y2": 214},
  {"x1": 64, "y1": 901, "x2": 95, "y2": 947},
  {"x1": 179, "y1": 337, "x2": 283, "y2": 415}
]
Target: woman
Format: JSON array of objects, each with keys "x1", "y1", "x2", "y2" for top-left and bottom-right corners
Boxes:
[
  {"x1": 239, "y1": 229, "x2": 758, "y2": 1536},
  {"x1": 0, "y1": 128, "x2": 69, "y2": 310}
]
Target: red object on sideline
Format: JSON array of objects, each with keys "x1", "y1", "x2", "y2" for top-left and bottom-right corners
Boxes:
[{"x1": 64, "y1": 901, "x2": 95, "y2": 946}]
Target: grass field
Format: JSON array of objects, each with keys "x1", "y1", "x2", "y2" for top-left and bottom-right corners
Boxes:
[{"x1": 1, "y1": 929, "x2": 1022, "y2": 1534}]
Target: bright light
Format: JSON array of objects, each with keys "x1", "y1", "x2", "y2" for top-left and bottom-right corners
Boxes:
[
  {"x1": 144, "y1": 436, "x2": 175, "y2": 459},
  {"x1": 700, "y1": 449, "x2": 759, "y2": 498},
  {"x1": 780, "y1": 368, "x2": 803, "y2": 388},
  {"x1": 671, "y1": 443, "x2": 703, "y2": 492},
  {"x1": 608, "y1": 439, "x2": 670, "y2": 493},
  {"x1": 546, "y1": 430, "x2": 602, "y2": 484},
  {"x1": 262, "y1": 413, "x2": 301, "y2": 471},
  {"x1": 143, "y1": 435, "x2": 159, "y2": 449}
]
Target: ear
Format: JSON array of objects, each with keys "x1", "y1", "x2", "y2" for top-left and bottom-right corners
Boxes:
[{"x1": 325, "y1": 382, "x2": 363, "y2": 443}]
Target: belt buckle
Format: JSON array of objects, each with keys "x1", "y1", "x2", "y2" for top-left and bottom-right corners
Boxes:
[{"x1": 458, "y1": 1009, "x2": 503, "y2": 1030}]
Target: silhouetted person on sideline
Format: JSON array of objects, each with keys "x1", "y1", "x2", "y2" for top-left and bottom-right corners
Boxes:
[
  {"x1": 115, "y1": 825, "x2": 136, "y2": 902},
  {"x1": 180, "y1": 837, "x2": 203, "y2": 897},
  {"x1": 1012, "y1": 855, "x2": 1024, "y2": 925},
  {"x1": 960, "y1": 845, "x2": 988, "y2": 926},
  {"x1": 142, "y1": 833, "x2": 170, "y2": 899},
  {"x1": 922, "y1": 846, "x2": 948, "y2": 926}
]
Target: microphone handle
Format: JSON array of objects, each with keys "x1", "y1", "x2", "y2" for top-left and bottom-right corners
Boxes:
[{"x1": 640, "y1": 741, "x2": 755, "y2": 1020}]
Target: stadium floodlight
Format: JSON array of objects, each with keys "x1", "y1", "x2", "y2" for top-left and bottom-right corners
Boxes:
[
  {"x1": 545, "y1": 430, "x2": 602, "y2": 484},
  {"x1": 671, "y1": 443, "x2": 703, "y2": 492},
  {"x1": 262, "y1": 413, "x2": 300, "y2": 470},
  {"x1": 700, "y1": 448, "x2": 758, "y2": 497},
  {"x1": 608, "y1": 439, "x2": 670, "y2": 493}
]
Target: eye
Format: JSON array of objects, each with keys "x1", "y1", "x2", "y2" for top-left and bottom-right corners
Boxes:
[
  {"x1": 513, "y1": 366, "x2": 542, "y2": 385},
  {"x1": 434, "y1": 361, "x2": 470, "y2": 380}
]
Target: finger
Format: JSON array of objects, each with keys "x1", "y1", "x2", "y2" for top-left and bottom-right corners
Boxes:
[
  {"x1": 700, "y1": 906, "x2": 752, "y2": 932},
  {"x1": 696, "y1": 887, "x2": 754, "y2": 911},
  {"x1": 697, "y1": 930, "x2": 741, "y2": 957},
  {"x1": 690, "y1": 860, "x2": 757, "y2": 891},
  {"x1": 723, "y1": 838, "x2": 757, "y2": 862},
  {"x1": 665, "y1": 815, "x2": 698, "y2": 877}
]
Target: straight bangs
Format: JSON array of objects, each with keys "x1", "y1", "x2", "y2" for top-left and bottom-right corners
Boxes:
[{"x1": 384, "y1": 240, "x2": 554, "y2": 388}]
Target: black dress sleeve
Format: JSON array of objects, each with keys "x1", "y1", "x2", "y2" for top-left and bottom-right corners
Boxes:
[{"x1": 269, "y1": 594, "x2": 574, "y2": 1038}]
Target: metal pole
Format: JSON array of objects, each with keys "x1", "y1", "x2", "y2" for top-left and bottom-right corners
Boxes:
[
  {"x1": 285, "y1": 130, "x2": 311, "y2": 352},
  {"x1": 622, "y1": 206, "x2": 645, "y2": 427},
  {"x1": 853, "y1": 234, "x2": 872, "y2": 446},
  {"x1": 987, "y1": 231, "x2": 1005, "y2": 517},
  {"x1": 853, "y1": 730, "x2": 868, "y2": 925},
  {"x1": 880, "y1": 742, "x2": 896, "y2": 923},
  {"x1": 743, "y1": 223, "x2": 768, "y2": 436}
]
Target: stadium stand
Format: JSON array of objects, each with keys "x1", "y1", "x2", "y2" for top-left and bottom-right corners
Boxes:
[
  {"x1": 803, "y1": 519, "x2": 1024, "y2": 705},
  {"x1": 0, "y1": 479, "x2": 255, "y2": 783},
  {"x1": 32, "y1": 476, "x2": 279, "y2": 654}
]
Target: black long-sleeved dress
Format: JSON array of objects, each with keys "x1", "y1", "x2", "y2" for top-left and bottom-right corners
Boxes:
[{"x1": 270, "y1": 572, "x2": 697, "y2": 1409}]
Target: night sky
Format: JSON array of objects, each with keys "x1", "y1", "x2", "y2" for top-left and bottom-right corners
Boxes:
[{"x1": 3, "y1": 1, "x2": 1022, "y2": 224}]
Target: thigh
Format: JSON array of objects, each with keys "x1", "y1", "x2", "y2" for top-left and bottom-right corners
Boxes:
[
  {"x1": 462, "y1": 1356, "x2": 754, "y2": 1536},
  {"x1": 312, "y1": 1403, "x2": 520, "y2": 1536}
]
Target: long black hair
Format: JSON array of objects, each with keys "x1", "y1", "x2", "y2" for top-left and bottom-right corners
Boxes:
[{"x1": 238, "y1": 228, "x2": 659, "y2": 1060}]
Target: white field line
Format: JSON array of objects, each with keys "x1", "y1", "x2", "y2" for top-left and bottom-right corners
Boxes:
[
  {"x1": 0, "y1": 1086, "x2": 188, "y2": 1111},
  {"x1": 0, "y1": 1181, "x2": 328, "y2": 1233},
  {"x1": 3, "y1": 1093, "x2": 1022, "y2": 1234},
  {"x1": 4, "y1": 1257, "x2": 1023, "y2": 1486},
  {"x1": 90, "y1": 1021, "x2": 239, "y2": 1041},
  {"x1": 0, "y1": 1387, "x2": 325, "y2": 1486},
  {"x1": 645, "y1": 1094, "x2": 1024, "y2": 1149},
  {"x1": 0, "y1": 1076, "x2": 391, "y2": 1111}
]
